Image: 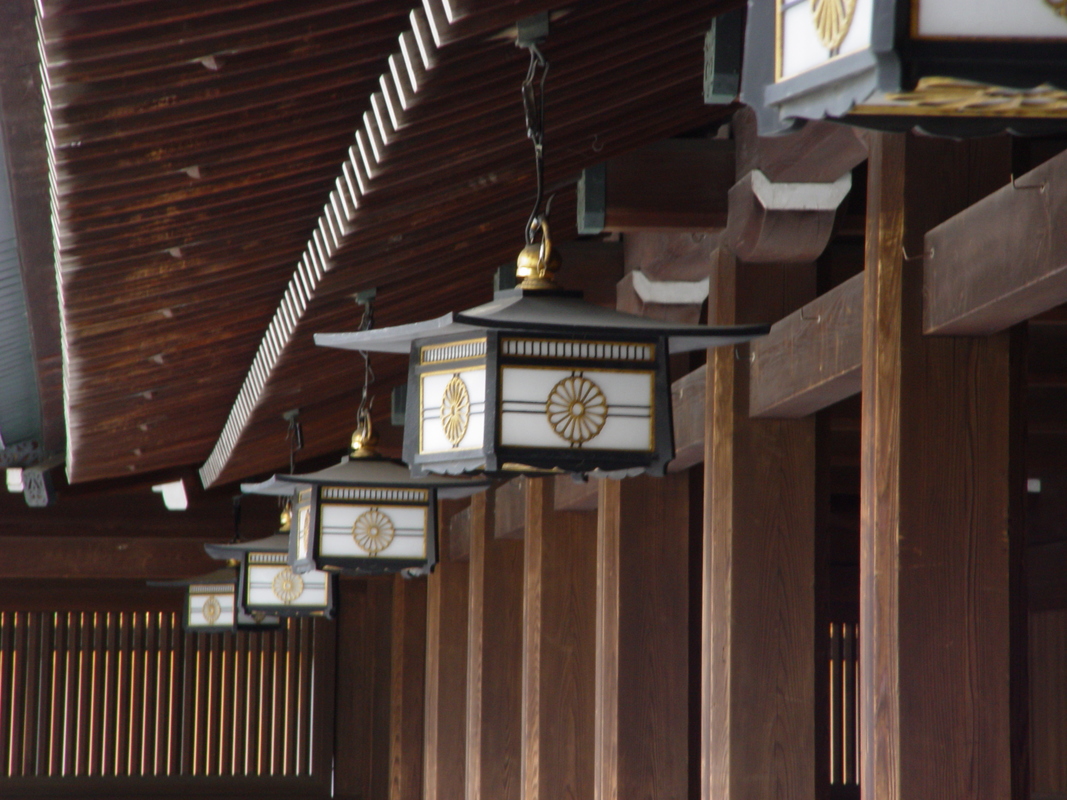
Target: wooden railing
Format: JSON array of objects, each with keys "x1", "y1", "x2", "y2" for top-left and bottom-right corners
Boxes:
[{"x1": 0, "y1": 611, "x2": 327, "y2": 784}]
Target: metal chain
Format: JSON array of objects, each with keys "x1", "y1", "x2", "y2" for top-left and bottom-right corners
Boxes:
[
  {"x1": 356, "y1": 296, "x2": 375, "y2": 430},
  {"x1": 522, "y1": 44, "x2": 549, "y2": 244}
]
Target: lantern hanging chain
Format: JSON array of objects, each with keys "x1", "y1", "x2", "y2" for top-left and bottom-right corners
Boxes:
[
  {"x1": 522, "y1": 43, "x2": 549, "y2": 245},
  {"x1": 356, "y1": 295, "x2": 375, "y2": 433},
  {"x1": 285, "y1": 411, "x2": 302, "y2": 475}
]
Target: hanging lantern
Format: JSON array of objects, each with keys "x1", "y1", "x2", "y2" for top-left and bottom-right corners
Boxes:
[
  {"x1": 314, "y1": 41, "x2": 768, "y2": 478},
  {"x1": 149, "y1": 568, "x2": 280, "y2": 633},
  {"x1": 204, "y1": 534, "x2": 336, "y2": 619},
  {"x1": 270, "y1": 413, "x2": 486, "y2": 575},
  {"x1": 740, "y1": 0, "x2": 1067, "y2": 135}
]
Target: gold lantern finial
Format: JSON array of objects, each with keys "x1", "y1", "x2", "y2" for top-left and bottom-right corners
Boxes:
[
  {"x1": 516, "y1": 215, "x2": 562, "y2": 290},
  {"x1": 351, "y1": 408, "x2": 380, "y2": 458}
]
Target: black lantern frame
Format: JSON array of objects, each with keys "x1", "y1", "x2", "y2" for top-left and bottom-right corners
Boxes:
[
  {"x1": 150, "y1": 568, "x2": 280, "y2": 633},
  {"x1": 205, "y1": 534, "x2": 337, "y2": 619},
  {"x1": 741, "y1": 0, "x2": 1067, "y2": 136},
  {"x1": 316, "y1": 287, "x2": 767, "y2": 478},
  {"x1": 256, "y1": 457, "x2": 485, "y2": 576}
]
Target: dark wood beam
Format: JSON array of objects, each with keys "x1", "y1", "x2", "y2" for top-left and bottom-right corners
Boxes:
[
  {"x1": 424, "y1": 507, "x2": 470, "y2": 800},
  {"x1": 450, "y1": 505, "x2": 472, "y2": 562},
  {"x1": 0, "y1": 537, "x2": 217, "y2": 580},
  {"x1": 1029, "y1": 608, "x2": 1067, "y2": 796},
  {"x1": 552, "y1": 474, "x2": 598, "y2": 512},
  {"x1": 522, "y1": 477, "x2": 597, "y2": 800},
  {"x1": 723, "y1": 170, "x2": 849, "y2": 263},
  {"x1": 334, "y1": 577, "x2": 393, "y2": 800},
  {"x1": 924, "y1": 146, "x2": 1067, "y2": 335},
  {"x1": 493, "y1": 477, "x2": 526, "y2": 540},
  {"x1": 578, "y1": 139, "x2": 733, "y2": 234},
  {"x1": 622, "y1": 231, "x2": 721, "y2": 282},
  {"x1": 389, "y1": 576, "x2": 426, "y2": 800},
  {"x1": 733, "y1": 107, "x2": 868, "y2": 184},
  {"x1": 595, "y1": 474, "x2": 690, "y2": 800},
  {"x1": 1029, "y1": 541, "x2": 1067, "y2": 612},
  {"x1": 860, "y1": 132, "x2": 1023, "y2": 799},
  {"x1": 465, "y1": 490, "x2": 523, "y2": 800},
  {"x1": 670, "y1": 364, "x2": 706, "y2": 471},
  {"x1": 749, "y1": 271, "x2": 863, "y2": 418},
  {"x1": 703, "y1": 248, "x2": 816, "y2": 800}
]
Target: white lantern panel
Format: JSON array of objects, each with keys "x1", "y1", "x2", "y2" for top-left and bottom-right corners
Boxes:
[
  {"x1": 319, "y1": 503, "x2": 428, "y2": 559},
  {"x1": 499, "y1": 367, "x2": 654, "y2": 451},
  {"x1": 916, "y1": 0, "x2": 1067, "y2": 39},
  {"x1": 780, "y1": 0, "x2": 874, "y2": 81},
  {"x1": 188, "y1": 590, "x2": 236, "y2": 628},
  {"x1": 294, "y1": 498, "x2": 313, "y2": 561},
  {"x1": 420, "y1": 368, "x2": 486, "y2": 454},
  {"x1": 247, "y1": 564, "x2": 330, "y2": 607}
]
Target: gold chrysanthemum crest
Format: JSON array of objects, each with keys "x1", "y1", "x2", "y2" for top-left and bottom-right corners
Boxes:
[
  {"x1": 352, "y1": 508, "x2": 395, "y2": 555},
  {"x1": 811, "y1": 0, "x2": 856, "y2": 51},
  {"x1": 441, "y1": 374, "x2": 470, "y2": 447},
  {"x1": 272, "y1": 568, "x2": 304, "y2": 604},
  {"x1": 202, "y1": 595, "x2": 222, "y2": 625},
  {"x1": 546, "y1": 375, "x2": 608, "y2": 445}
]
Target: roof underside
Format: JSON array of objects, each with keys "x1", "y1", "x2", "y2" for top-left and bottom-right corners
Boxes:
[{"x1": 34, "y1": 0, "x2": 737, "y2": 486}]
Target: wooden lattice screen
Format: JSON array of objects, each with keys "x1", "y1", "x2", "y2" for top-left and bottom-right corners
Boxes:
[
  {"x1": 829, "y1": 621, "x2": 860, "y2": 791},
  {"x1": 0, "y1": 611, "x2": 324, "y2": 780}
]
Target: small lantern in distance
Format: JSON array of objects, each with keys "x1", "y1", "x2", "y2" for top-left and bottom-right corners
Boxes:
[
  {"x1": 149, "y1": 567, "x2": 279, "y2": 633},
  {"x1": 205, "y1": 532, "x2": 336, "y2": 619},
  {"x1": 271, "y1": 410, "x2": 486, "y2": 576}
]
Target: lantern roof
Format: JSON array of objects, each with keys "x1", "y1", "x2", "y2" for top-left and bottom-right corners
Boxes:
[
  {"x1": 241, "y1": 476, "x2": 299, "y2": 496},
  {"x1": 148, "y1": 568, "x2": 236, "y2": 589},
  {"x1": 204, "y1": 534, "x2": 289, "y2": 561},
  {"x1": 272, "y1": 454, "x2": 488, "y2": 499},
  {"x1": 315, "y1": 288, "x2": 769, "y2": 355}
]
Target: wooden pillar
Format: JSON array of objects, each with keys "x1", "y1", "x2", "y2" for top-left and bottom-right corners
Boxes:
[
  {"x1": 390, "y1": 575, "x2": 426, "y2": 800},
  {"x1": 424, "y1": 504, "x2": 469, "y2": 800},
  {"x1": 860, "y1": 132, "x2": 1019, "y2": 800},
  {"x1": 702, "y1": 249, "x2": 816, "y2": 800},
  {"x1": 335, "y1": 577, "x2": 394, "y2": 800},
  {"x1": 522, "y1": 477, "x2": 597, "y2": 800},
  {"x1": 466, "y1": 490, "x2": 524, "y2": 800},
  {"x1": 595, "y1": 472, "x2": 690, "y2": 800}
]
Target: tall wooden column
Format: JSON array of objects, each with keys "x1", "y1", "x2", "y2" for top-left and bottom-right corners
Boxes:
[
  {"x1": 466, "y1": 490, "x2": 524, "y2": 800},
  {"x1": 390, "y1": 575, "x2": 426, "y2": 800},
  {"x1": 522, "y1": 477, "x2": 597, "y2": 800},
  {"x1": 424, "y1": 504, "x2": 469, "y2": 800},
  {"x1": 595, "y1": 472, "x2": 690, "y2": 800},
  {"x1": 702, "y1": 250, "x2": 816, "y2": 800},
  {"x1": 860, "y1": 133, "x2": 1019, "y2": 800},
  {"x1": 335, "y1": 577, "x2": 394, "y2": 800}
]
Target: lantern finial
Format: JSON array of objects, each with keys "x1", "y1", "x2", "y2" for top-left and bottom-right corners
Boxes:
[
  {"x1": 351, "y1": 407, "x2": 379, "y2": 458},
  {"x1": 516, "y1": 214, "x2": 562, "y2": 290}
]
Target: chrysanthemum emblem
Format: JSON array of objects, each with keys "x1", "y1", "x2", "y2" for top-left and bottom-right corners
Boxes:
[
  {"x1": 811, "y1": 0, "x2": 856, "y2": 50},
  {"x1": 272, "y1": 568, "x2": 304, "y2": 604},
  {"x1": 546, "y1": 375, "x2": 608, "y2": 445},
  {"x1": 441, "y1": 374, "x2": 471, "y2": 447},
  {"x1": 352, "y1": 508, "x2": 396, "y2": 555},
  {"x1": 202, "y1": 595, "x2": 221, "y2": 625}
]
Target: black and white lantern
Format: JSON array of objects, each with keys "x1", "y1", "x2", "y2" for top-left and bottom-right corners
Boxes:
[
  {"x1": 260, "y1": 420, "x2": 486, "y2": 576},
  {"x1": 741, "y1": 0, "x2": 1067, "y2": 135},
  {"x1": 316, "y1": 36, "x2": 767, "y2": 478},
  {"x1": 205, "y1": 534, "x2": 336, "y2": 619},
  {"x1": 150, "y1": 569, "x2": 279, "y2": 633},
  {"x1": 316, "y1": 285, "x2": 766, "y2": 477}
]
